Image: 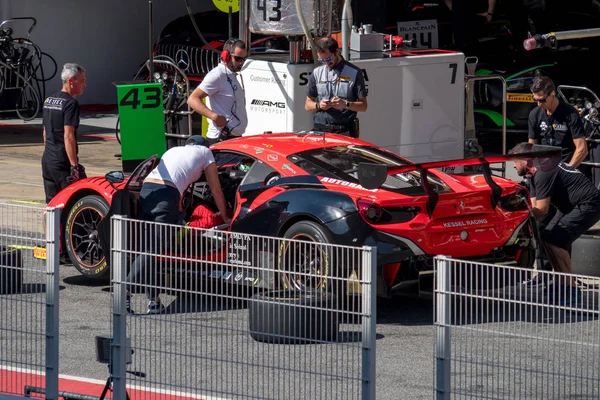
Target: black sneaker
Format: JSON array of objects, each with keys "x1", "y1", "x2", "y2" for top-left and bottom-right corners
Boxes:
[{"x1": 523, "y1": 273, "x2": 553, "y2": 288}]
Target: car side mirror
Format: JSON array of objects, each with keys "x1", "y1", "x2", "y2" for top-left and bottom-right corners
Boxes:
[{"x1": 105, "y1": 171, "x2": 125, "y2": 183}]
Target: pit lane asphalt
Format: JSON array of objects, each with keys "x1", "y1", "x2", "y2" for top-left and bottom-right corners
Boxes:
[{"x1": 1, "y1": 115, "x2": 598, "y2": 399}]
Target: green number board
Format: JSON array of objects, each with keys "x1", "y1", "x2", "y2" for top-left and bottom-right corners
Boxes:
[{"x1": 115, "y1": 82, "x2": 166, "y2": 172}]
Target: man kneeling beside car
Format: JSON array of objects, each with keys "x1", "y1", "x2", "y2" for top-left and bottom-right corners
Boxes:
[{"x1": 511, "y1": 142, "x2": 600, "y2": 304}]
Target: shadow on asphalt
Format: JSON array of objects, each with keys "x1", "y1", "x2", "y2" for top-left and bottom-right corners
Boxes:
[{"x1": 64, "y1": 274, "x2": 110, "y2": 287}]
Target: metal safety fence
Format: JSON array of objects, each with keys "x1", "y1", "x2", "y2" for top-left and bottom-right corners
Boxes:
[
  {"x1": 0, "y1": 203, "x2": 60, "y2": 399},
  {"x1": 434, "y1": 255, "x2": 600, "y2": 399},
  {"x1": 110, "y1": 215, "x2": 377, "y2": 400}
]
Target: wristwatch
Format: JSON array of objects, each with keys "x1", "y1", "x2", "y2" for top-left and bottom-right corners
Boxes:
[{"x1": 345, "y1": 100, "x2": 351, "y2": 109}]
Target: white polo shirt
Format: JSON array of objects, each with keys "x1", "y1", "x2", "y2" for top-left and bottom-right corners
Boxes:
[{"x1": 199, "y1": 63, "x2": 248, "y2": 139}]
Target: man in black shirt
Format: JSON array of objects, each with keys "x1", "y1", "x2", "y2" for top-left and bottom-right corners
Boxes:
[
  {"x1": 511, "y1": 142, "x2": 600, "y2": 303},
  {"x1": 525, "y1": 75, "x2": 588, "y2": 281},
  {"x1": 528, "y1": 75, "x2": 587, "y2": 167},
  {"x1": 305, "y1": 36, "x2": 368, "y2": 137},
  {"x1": 41, "y1": 63, "x2": 87, "y2": 203}
]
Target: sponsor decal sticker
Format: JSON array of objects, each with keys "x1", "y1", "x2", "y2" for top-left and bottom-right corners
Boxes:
[
  {"x1": 319, "y1": 176, "x2": 377, "y2": 192},
  {"x1": 282, "y1": 163, "x2": 297, "y2": 174},
  {"x1": 442, "y1": 219, "x2": 488, "y2": 228},
  {"x1": 507, "y1": 93, "x2": 533, "y2": 102}
]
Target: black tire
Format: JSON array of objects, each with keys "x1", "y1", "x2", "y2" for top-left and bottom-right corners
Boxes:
[
  {"x1": 65, "y1": 195, "x2": 110, "y2": 279},
  {"x1": 115, "y1": 117, "x2": 121, "y2": 144},
  {"x1": 278, "y1": 221, "x2": 336, "y2": 293},
  {"x1": 572, "y1": 232, "x2": 600, "y2": 277},
  {"x1": 0, "y1": 246, "x2": 23, "y2": 295},
  {"x1": 248, "y1": 290, "x2": 340, "y2": 344}
]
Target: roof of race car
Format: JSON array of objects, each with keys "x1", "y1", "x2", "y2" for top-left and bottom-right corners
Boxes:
[{"x1": 210, "y1": 132, "x2": 391, "y2": 174}]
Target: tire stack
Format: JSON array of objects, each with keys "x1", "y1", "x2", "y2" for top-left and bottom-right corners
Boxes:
[
  {"x1": 248, "y1": 290, "x2": 339, "y2": 344},
  {"x1": 1, "y1": 246, "x2": 23, "y2": 295}
]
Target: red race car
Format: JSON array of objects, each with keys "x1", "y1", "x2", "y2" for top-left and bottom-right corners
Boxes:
[{"x1": 45, "y1": 133, "x2": 554, "y2": 298}]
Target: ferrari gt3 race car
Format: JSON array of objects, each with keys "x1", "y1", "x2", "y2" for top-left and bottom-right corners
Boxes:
[{"x1": 45, "y1": 132, "x2": 546, "y2": 298}]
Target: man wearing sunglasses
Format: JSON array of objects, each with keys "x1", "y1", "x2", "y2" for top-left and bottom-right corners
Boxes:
[
  {"x1": 524, "y1": 75, "x2": 589, "y2": 287},
  {"x1": 305, "y1": 36, "x2": 368, "y2": 137},
  {"x1": 188, "y1": 38, "x2": 248, "y2": 145},
  {"x1": 528, "y1": 75, "x2": 587, "y2": 168}
]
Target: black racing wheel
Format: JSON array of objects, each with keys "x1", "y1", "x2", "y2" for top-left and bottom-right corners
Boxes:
[
  {"x1": 278, "y1": 221, "x2": 337, "y2": 293},
  {"x1": 65, "y1": 195, "x2": 110, "y2": 279}
]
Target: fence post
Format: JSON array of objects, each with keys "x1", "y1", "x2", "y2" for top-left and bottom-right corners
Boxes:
[
  {"x1": 111, "y1": 215, "x2": 127, "y2": 400},
  {"x1": 45, "y1": 207, "x2": 60, "y2": 400},
  {"x1": 435, "y1": 255, "x2": 451, "y2": 400},
  {"x1": 361, "y1": 246, "x2": 377, "y2": 400}
]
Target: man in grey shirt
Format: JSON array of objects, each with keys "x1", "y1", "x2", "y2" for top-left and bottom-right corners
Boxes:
[{"x1": 305, "y1": 36, "x2": 368, "y2": 137}]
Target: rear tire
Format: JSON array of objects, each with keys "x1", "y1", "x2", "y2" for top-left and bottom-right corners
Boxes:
[
  {"x1": 278, "y1": 221, "x2": 337, "y2": 293},
  {"x1": 65, "y1": 195, "x2": 110, "y2": 279}
]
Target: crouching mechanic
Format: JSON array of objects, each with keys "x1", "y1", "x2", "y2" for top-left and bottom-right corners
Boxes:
[
  {"x1": 126, "y1": 135, "x2": 230, "y2": 314},
  {"x1": 511, "y1": 142, "x2": 600, "y2": 304}
]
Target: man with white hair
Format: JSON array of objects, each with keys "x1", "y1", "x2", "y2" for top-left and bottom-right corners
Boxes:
[{"x1": 41, "y1": 63, "x2": 87, "y2": 203}]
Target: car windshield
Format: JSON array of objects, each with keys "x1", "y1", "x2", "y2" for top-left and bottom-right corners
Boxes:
[{"x1": 288, "y1": 146, "x2": 451, "y2": 194}]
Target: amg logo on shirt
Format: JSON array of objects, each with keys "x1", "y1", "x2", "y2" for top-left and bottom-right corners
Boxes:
[{"x1": 250, "y1": 99, "x2": 285, "y2": 108}]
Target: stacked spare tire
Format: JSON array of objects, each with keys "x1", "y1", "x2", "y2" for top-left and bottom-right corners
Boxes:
[
  {"x1": 248, "y1": 290, "x2": 340, "y2": 344},
  {"x1": 1, "y1": 246, "x2": 23, "y2": 295}
]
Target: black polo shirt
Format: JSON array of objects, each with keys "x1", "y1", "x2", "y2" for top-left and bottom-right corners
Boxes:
[
  {"x1": 307, "y1": 58, "x2": 367, "y2": 126},
  {"x1": 528, "y1": 101, "x2": 586, "y2": 163}
]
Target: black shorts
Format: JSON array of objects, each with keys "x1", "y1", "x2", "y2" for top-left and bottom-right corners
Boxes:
[{"x1": 542, "y1": 203, "x2": 600, "y2": 250}]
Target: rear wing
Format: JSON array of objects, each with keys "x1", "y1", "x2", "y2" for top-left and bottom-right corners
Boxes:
[{"x1": 357, "y1": 146, "x2": 561, "y2": 216}]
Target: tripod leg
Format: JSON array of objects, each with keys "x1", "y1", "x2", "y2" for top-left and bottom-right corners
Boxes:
[{"x1": 98, "y1": 376, "x2": 112, "y2": 400}]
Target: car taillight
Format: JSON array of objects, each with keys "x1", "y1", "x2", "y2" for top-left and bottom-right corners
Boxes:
[
  {"x1": 499, "y1": 190, "x2": 528, "y2": 211},
  {"x1": 357, "y1": 199, "x2": 420, "y2": 224},
  {"x1": 358, "y1": 199, "x2": 383, "y2": 223}
]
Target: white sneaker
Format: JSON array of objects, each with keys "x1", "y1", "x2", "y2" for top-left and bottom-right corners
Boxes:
[{"x1": 147, "y1": 300, "x2": 165, "y2": 314}]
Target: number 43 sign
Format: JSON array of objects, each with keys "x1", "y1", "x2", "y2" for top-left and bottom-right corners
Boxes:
[{"x1": 115, "y1": 82, "x2": 167, "y2": 163}]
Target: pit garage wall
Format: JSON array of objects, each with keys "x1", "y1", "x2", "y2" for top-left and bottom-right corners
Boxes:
[{"x1": 0, "y1": 0, "x2": 214, "y2": 105}]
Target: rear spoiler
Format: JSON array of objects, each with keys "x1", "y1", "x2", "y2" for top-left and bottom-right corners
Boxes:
[{"x1": 357, "y1": 145, "x2": 561, "y2": 216}]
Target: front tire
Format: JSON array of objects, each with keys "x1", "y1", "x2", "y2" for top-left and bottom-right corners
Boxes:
[{"x1": 65, "y1": 195, "x2": 110, "y2": 279}]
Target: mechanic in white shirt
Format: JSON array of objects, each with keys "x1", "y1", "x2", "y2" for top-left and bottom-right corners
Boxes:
[
  {"x1": 127, "y1": 135, "x2": 229, "y2": 314},
  {"x1": 187, "y1": 38, "x2": 248, "y2": 145}
]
